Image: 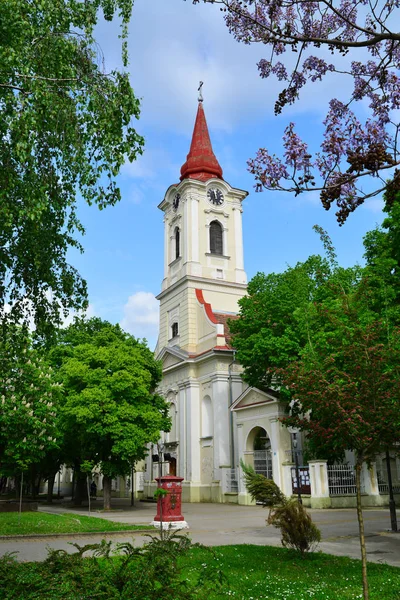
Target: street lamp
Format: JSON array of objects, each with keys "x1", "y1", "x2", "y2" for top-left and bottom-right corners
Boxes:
[
  {"x1": 289, "y1": 430, "x2": 302, "y2": 505},
  {"x1": 385, "y1": 450, "x2": 398, "y2": 532}
]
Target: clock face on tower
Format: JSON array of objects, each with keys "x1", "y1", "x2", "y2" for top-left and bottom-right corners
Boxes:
[
  {"x1": 172, "y1": 193, "x2": 180, "y2": 211},
  {"x1": 207, "y1": 188, "x2": 224, "y2": 206}
]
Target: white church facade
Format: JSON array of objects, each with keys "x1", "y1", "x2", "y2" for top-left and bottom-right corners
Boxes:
[
  {"x1": 142, "y1": 98, "x2": 294, "y2": 504},
  {"x1": 48, "y1": 99, "x2": 400, "y2": 508},
  {"x1": 141, "y1": 98, "x2": 400, "y2": 508}
]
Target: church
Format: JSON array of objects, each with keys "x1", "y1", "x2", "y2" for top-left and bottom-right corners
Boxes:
[
  {"x1": 53, "y1": 96, "x2": 398, "y2": 508},
  {"x1": 143, "y1": 96, "x2": 293, "y2": 505}
]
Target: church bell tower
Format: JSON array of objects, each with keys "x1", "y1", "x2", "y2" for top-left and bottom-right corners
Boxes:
[
  {"x1": 148, "y1": 90, "x2": 247, "y2": 503},
  {"x1": 156, "y1": 94, "x2": 248, "y2": 356}
]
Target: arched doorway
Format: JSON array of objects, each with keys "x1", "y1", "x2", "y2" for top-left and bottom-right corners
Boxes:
[{"x1": 246, "y1": 426, "x2": 273, "y2": 480}]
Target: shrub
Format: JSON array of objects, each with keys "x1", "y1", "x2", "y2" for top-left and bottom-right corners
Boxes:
[
  {"x1": 0, "y1": 529, "x2": 224, "y2": 599},
  {"x1": 240, "y1": 459, "x2": 321, "y2": 555},
  {"x1": 267, "y1": 499, "x2": 321, "y2": 555},
  {"x1": 241, "y1": 460, "x2": 286, "y2": 507}
]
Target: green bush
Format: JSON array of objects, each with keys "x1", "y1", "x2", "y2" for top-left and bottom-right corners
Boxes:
[
  {"x1": 267, "y1": 499, "x2": 321, "y2": 555},
  {"x1": 240, "y1": 459, "x2": 321, "y2": 555},
  {"x1": 240, "y1": 459, "x2": 286, "y2": 507},
  {"x1": 0, "y1": 529, "x2": 224, "y2": 599}
]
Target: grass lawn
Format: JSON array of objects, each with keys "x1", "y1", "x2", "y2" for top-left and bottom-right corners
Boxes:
[
  {"x1": 0, "y1": 511, "x2": 150, "y2": 536},
  {"x1": 185, "y1": 545, "x2": 400, "y2": 600},
  {"x1": 0, "y1": 542, "x2": 399, "y2": 599}
]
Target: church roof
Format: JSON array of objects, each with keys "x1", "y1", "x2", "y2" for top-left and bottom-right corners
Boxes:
[
  {"x1": 214, "y1": 313, "x2": 239, "y2": 348},
  {"x1": 180, "y1": 102, "x2": 223, "y2": 182}
]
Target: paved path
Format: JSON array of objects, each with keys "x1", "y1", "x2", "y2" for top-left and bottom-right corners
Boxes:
[{"x1": 1, "y1": 500, "x2": 399, "y2": 566}]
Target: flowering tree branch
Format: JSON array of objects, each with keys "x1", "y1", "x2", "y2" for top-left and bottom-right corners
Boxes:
[{"x1": 192, "y1": 0, "x2": 400, "y2": 223}]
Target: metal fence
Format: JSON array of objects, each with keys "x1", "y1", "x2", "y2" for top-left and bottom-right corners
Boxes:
[
  {"x1": 376, "y1": 470, "x2": 400, "y2": 494},
  {"x1": 226, "y1": 468, "x2": 238, "y2": 493},
  {"x1": 327, "y1": 464, "x2": 364, "y2": 496},
  {"x1": 254, "y1": 450, "x2": 273, "y2": 480}
]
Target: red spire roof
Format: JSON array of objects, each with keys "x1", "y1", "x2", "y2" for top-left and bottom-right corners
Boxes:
[{"x1": 180, "y1": 102, "x2": 223, "y2": 182}]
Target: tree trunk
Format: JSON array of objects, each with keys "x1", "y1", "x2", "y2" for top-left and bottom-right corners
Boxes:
[
  {"x1": 47, "y1": 473, "x2": 56, "y2": 504},
  {"x1": 36, "y1": 476, "x2": 42, "y2": 498},
  {"x1": 103, "y1": 475, "x2": 112, "y2": 510},
  {"x1": 355, "y1": 460, "x2": 369, "y2": 600},
  {"x1": 30, "y1": 465, "x2": 37, "y2": 499},
  {"x1": 73, "y1": 472, "x2": 87, "y2": 506}
]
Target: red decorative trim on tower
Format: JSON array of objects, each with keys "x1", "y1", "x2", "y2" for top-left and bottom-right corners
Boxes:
[
  {"x1": 180, "y1": 103, "x2": 223, "y2": 182},
  {"x1": 195, "y1": 289, "x2": 218, "y2": 324}
]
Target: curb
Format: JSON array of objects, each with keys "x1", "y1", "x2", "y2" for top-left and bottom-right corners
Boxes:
[{"x1": 0, "y1": 528, "x2": 155, "y2": 541}]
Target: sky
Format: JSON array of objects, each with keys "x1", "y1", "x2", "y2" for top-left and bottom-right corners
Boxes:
[{"x1": 69, "y1": 0, "x2": 386, "y2": 349}]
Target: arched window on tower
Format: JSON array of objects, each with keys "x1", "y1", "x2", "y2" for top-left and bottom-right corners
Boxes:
[
  {"x1": 171, "y1": 322, "x2": 179, "y2": 339},
  {"x1": 175, "y1": 227, "x2": 180, "y2": 260},
  {"x1": 209, "y1": 221, "x2": 223, "y2": 256}
]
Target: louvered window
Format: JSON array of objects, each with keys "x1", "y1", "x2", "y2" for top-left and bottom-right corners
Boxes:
[
  {"x1": 210, "y1": 221, "x2": 223, "y2": 255},
  {"x1": 175, "y1": 228, "x2": 180, "y2": 260},
  {"x1": 171, "y1": 322, "x2": 179, "y2": 338}
]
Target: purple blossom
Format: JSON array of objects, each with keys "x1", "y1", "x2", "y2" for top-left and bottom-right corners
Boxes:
[{"x1": 211, "y1": 0, "x2": 400, "y2": 222}]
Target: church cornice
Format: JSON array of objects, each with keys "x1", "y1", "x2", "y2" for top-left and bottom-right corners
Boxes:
[
  {"x1": 156, "y1": 274, "x2": 247, "y2": 301},
  {"x1": 158, "y1": 345, "x2": 235, "y2": 375},
  {"x1": 158, "y1": 178, "x2": 248, "y2": 212}
]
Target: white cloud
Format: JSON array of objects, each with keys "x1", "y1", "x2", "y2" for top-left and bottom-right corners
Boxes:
[
  {"x1": 121, "y1": 147, "x2": 179, "y2": 182},
  {"x1": 120, "y1": 291, "x2": 159, "y2": 348},
  {"x1": 124, "y1": 0, "x2": 276, "y2": 134},
  {"x1": 362, "y1": 197, "x2": 385, "y2": 214},
  {"x1": 95, "y1": 0, "x2": 376, "y2": 138}
]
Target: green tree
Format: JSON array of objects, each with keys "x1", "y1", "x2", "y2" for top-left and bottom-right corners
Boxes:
[
  {"x1": 230, "y1": 252, "x2": 359, "y2": 391},
  {"x1": 0, "y1": 327, "x2": 61, "y2": 482},
  {"x1": 0, "y1": 0, "x2": 143, "y2": 334},
  {"x1": 49, "y1": 318, "x2": 170, "y2": 510},
  {"x1": 363, "y1": 196, "x2": 400, "y2": 326},
  {"x1": 281, "y1": 283, "x2": 400, "y2": 599}
]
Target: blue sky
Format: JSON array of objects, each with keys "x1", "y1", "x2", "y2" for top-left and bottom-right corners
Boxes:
[{"x1": 69, "y1": 0, "x2": 385, "y2": 348}]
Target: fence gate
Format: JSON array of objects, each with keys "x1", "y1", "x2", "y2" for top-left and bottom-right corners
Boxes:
[
  {"x1": 253, "y1": 450, "x2": 273, "y2": 480},
  {"x1": 291, "y1": 466, "x2": 311, "y2": 495},
  {"x1": 327, "y1": 464, "x2": 363, "y2": 495}
]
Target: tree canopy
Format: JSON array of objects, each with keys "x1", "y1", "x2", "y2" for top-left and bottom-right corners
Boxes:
[
  {"x1": 48, "y1": 318, "x2": 170, "y2": 509},
  {"x1": 0, "y1": 327, "x2": 61, "y2": 475},
  {"x1": 0, "y1": 0, "x2": 143, "y2": 334},
  {"x1": 193, "y1": 0, "x2": 400, "y2": 223},
  {"x1": 229, "y1": 250, "x2": 360, "y2": 391}
]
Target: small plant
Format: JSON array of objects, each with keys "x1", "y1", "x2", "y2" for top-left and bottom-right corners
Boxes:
[
  {"x1": 0, "y1": 529, "x2": 224, "y2": 599},
  {"x1": 268, "y1": 499, "x2": 321, "y2": 555},
  {"x1": 241, "y1": 460, "x2": 286, "y2": 506},
  {"x1": 240, "y1": 459, "x2": 321, "y2": 556},
  {"x1": 153, "y1": 487, "x2": 168, "y2": 500}
]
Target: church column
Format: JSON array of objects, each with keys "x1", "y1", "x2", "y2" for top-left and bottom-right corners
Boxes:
[
  {"x1": 269, "y1": 415, "x2": 287, "y2": 490},
  {"x1": 178, "y1": 384, "x2": 186, "y2": 479},
  {"x1": 233, "y1": 206, "x2": 246, "y2": 283},
  {"x1": 212, "y1": 375, "x2": 230, "y2": 480},
  {"x1": 190, "y1": 195, "x2": 201, "y2": 277},
  {"x1": 163, "y1": 216, "x2": 169, "y2": 279},
  {"x1": 183, "y1": 197, "x2": 189, "y2": 264},
  {"x1": 185, "y1": 381, "x2": 201, "y2": 483}
]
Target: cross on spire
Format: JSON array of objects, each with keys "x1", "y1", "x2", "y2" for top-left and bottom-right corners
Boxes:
[{"x1": 198, "y1": 81, "x2": 204, "y2": 103}]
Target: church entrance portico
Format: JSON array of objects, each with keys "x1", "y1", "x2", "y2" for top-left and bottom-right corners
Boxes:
[
  {"x1": 232, "y1": 387, "x2": 292, "y2": 504},
  {"x1": 246, "y1": 426, "x2": 274, "y2": 481}
]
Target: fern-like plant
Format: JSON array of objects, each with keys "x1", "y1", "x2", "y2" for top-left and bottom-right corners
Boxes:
[
  {"x1": 267, "y1": 500, "x2": 321, "y2": 555},
  {"x1": 240, "y1": 459, "x2": 321, "y2": 556},
  {"x1": 240, "y1": 459, "x2": 286, "y2": 507}
]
